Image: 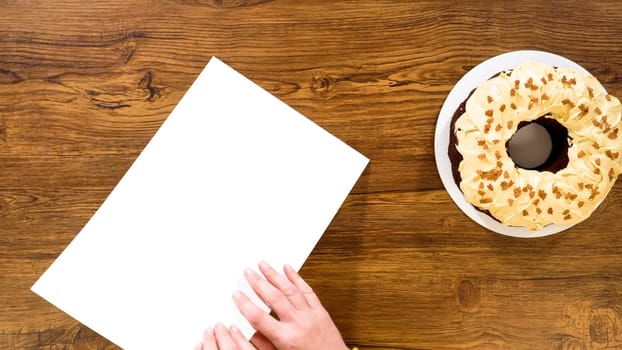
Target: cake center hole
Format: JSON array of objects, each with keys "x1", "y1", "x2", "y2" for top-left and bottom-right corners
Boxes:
[
  {"x1": 507, "y1": 123, "x2": 553, "y2": 169},
  {"x1": 506, "y1": 116, "x2": 570, "y2": 172}
]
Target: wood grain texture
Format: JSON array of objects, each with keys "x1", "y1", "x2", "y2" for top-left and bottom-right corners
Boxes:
[{"x1": 2, "y1": 0, "x2": 622, "y2": 349}]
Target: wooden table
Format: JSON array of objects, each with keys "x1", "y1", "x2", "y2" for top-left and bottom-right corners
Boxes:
[{"x1": 2, "y1": 1, "x2": 622, "y2": 349}]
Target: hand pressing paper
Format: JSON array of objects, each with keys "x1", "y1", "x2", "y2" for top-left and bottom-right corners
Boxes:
[{"x1": 31, "y1": 57, "x2": 369, "y2": 349}]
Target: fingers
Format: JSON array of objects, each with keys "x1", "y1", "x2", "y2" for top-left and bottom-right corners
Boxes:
[
  {"x1": 258, "y1": 261, "x2": 309, "y2": 309},
  {"x1": 198, "y1": 324, "x2": 257, "y2": 350},
  {"x1": 229, "y1": 325, "x2": 258, "y2": 350},
  {"x1": 234, "y1": 261, "x2": 327, "y2": 348},
  {"x1": 244, "y1": 267, "x2": 295, "y2": 318},
  {"x1": 213, "y1": 323, "x2": 237, "y2": 349},
  {"x1": 283, "y1": 264, "x2": 323, "y2": 308},
  {"x1": 197, "y1": 327, "x2": 217, "y2": 350},
  {"x1": 233, "y1": 290, "x2": 280, "y2": 340}
]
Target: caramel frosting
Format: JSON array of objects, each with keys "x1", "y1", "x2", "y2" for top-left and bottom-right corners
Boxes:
[{"x1": 454, "y1": 61, "x2": 622, "y2": 230}]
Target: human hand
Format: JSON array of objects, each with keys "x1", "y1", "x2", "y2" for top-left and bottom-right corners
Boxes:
[
  {"x1": 194, "y1": 323, "x2": 253, "y2": 350},
  {"x1": 235, "y1": 261, "x2": 349, "y2": 350},
  {"x1": 196, "y1": 261, "x2": 349, "y2": 350}
]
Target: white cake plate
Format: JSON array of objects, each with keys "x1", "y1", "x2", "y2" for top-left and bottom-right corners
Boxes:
[{"x1": 434, "y1": 50, "x2": 590, "y2": 238}]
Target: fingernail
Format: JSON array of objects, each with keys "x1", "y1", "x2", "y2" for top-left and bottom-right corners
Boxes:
[
  {"x1": 284, "y1": 264, "x2": 296, "y2": 274},
  {"x1": 229, "y1": 325, "x2": 241, "y2": 334},
  {"x1": 215, "y1": 322, "x2": 226, "y2": 331},
  {"x1": 232, "y1": 290, "x2": 242, "y2": 299},
  {"x1": 244, "y1": 267, "x2": 254, "y2": 276},
  {"x1": 203, "y1": 327, "x2": 214, "y2": 338},
  {"x1": 259, "y1": 260, "x2": 270, "y2": 270}
]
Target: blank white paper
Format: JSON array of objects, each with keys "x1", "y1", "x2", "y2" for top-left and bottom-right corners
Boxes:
[{"x1": 31, "y1": 57, "x2": 369, "y2": 350}]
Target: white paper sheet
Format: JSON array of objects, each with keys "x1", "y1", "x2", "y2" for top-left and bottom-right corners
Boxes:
[{"x1": 31, "y1": 57, "x2": 369, "y2": 349}]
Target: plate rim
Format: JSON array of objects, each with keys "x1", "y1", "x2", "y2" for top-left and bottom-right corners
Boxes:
[{"x1": 434, "y1": 50, "x2": 590, "y2": 238}]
